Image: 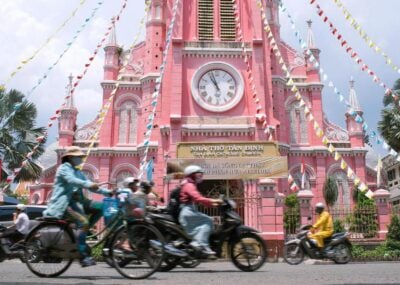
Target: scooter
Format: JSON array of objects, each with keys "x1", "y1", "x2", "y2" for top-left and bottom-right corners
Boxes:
[
  {"x1": 0, "y1": 224, "x2": 29, "y2": 262},
  {"x1": 283, "y1": 224, "x2": 352, "y2": 265},
  {"x1": 148, "y1": 198, "x2": 267, "y2": 272}
]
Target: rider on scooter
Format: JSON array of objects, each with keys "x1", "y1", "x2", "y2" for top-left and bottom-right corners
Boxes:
[
  {"x1": 0, "y1": 204, "x2": 29, "y2": 244},
  {"x1": 308, "y1": 202, "x2": 333, "y2": 253},
  {"x1": 179, "y1": 165, "x2": 222, "y2": 256}
]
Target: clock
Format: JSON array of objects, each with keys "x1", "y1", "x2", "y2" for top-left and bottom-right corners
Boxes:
[{"x1": 191, "y1": 62, "x2": 244, "y2": 112}]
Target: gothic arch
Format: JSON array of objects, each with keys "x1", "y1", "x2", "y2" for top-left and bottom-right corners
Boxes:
[
  {"x1": 81, "y1": 163, "x2": 99, "y2": 180},
  {"x1": 110, "y1": 163, "x2": 139, "y2": 182},
  {"x1": 284, "y1": 95, "x2": 310, "y2": 111},
  {"x1": 289, "y1": 162, "x2": 316, "y2": 189},
  {"x1": 285, "y1": 96, "x2": 310, "y2": 144},
  {"x1": 115, "y1": 93, "x2": 141, "y2": 110},
  {"x1": 31, "y1": 193, "x2": 40, "y2": 205},
  {"x1": 326, "y1": 163, "x2": 352, "y2": 209}
]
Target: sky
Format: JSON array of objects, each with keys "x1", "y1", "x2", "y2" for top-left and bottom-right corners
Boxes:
[{"x1": 1, "y1": 0, "x2": 399, "y2": 158}]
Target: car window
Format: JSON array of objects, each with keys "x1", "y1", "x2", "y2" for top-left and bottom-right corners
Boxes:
[
  {"x1": 0, "y1": 208, "x2": 15, "y2": 222},
  {"x1": 27, "y1": 208, "x2": 46, "y2": 219}
]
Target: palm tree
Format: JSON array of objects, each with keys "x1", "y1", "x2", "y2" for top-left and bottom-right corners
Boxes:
[
  {"x1": 0, "y1": 89, "x2": 46, "y2": 183},
  {"x1": 378, "y1": 79, "x2": 400, "y2": 152}
]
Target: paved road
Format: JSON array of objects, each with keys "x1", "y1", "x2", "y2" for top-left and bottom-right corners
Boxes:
[{"x1": 0, "y1": 260, "x2": 399, "y2": 285}]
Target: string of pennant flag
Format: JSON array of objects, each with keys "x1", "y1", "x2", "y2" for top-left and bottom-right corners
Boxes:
[
  {"x1": 1, "y1": 0, "x2": 88, "y2": 87},
  {"x1": 231, "y1": 0, "x2": 274, "y2": 141},
  {"x1": 81, "y1": 0, "x2": 150, "y2": 168},
  {"x1": 330, "y1": 0, "x2": 400, "y2": 75},
  {"x1": 256, "y1": 0, "x2": 373, "y2": 198},
  {"x1": 0, "y1": 1, "x2": 105, "y2": 132},
  {"x1": 4, "y1": 0, "x2": 131, "y2": 185},
  {"x1": 308, "y1": 0, "x2": 397, "y2": 104},
  {"x1": 278, "y1": 2, "x2": 395, "y2": 161},
  {"x1": 138, "y1": 0, "x2": 181, "y2": 179}
]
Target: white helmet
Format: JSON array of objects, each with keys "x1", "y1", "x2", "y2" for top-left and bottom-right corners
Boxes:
[
  {"x1": 315, "y1": 202, "x2": 325, "y2": 209},
  {"x1": 123, "y1": 177, "x2": 139, "y2": 187},
  {"x1": 184, "y1": 165, "x2": 204, "y2": 177},
  {"x1": 16, "y1": 204, "x2": 26, "y2": 211}
]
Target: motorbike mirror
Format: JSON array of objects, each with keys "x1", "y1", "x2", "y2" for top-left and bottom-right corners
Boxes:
[{"x1": 307, "y1": 216, "x2": 312, "y2": 221}]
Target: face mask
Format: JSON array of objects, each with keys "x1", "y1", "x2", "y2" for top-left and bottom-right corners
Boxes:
[{"x1": 70, "y1": 157, "x2": 83, "y2": 167}]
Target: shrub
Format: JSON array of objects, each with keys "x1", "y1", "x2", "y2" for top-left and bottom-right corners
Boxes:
[
  {"x1": 386, "y1": 214, "x2": 400, "y2": 250},
  {"x1": 284, "y1": 194, "x2": 300, "y2": 234},
  {"x1": 91, "y1": 244, "x2": 104, "y2": 262},
  {"x1": 333, "y1": 219, "x2": 345, "y2": 233}
]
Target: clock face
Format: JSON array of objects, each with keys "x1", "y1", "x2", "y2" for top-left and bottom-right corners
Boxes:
[
  {"x1": 198, "y1": 70, "x2": 237, "y2": 107},
  {"x1": 191, "y1": 62, "x2": 244, "y2": 112}
]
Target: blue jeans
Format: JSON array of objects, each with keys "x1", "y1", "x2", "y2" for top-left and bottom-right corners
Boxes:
[{"x1": 179, "y1": 204, "x2": 213, "y2": 247}]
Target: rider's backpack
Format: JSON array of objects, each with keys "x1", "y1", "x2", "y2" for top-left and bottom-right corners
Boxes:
[{"x1": 166, "y1": 186, "x2": 182, "y2": 221}]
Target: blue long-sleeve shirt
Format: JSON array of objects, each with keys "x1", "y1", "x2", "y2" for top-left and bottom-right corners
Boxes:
[{"x1": 43, "y1": 162, "x2": 109, "y2": 218}]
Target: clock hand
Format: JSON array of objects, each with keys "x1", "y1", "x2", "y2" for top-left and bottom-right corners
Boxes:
[{"x1": 209, "y1": 72, "x2": 221, "y2": 91}]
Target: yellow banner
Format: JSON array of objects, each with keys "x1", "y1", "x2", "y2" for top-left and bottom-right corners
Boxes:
[{"x1": 167, "y1": 157, "x2": 288, "y2": 180}]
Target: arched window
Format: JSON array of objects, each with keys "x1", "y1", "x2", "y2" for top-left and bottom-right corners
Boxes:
[
  {"x1": 289, "y1": 101, "x2": 308, "y2": 144},
  {"x1": 118, "y1": 101, "x2": 138, "y2": 145},
  {"x1": 32, "y1": 193, "x2": 40, "y2": 205},
  {"x1": 116, "y1": 170, "x2": 133, "y2": 188},
  {"x1": 332, "y1": 171, "x2": 351, "y2": 210},
  {"x1": 155, "y1": 5, "x2": 162, "y2": 20},
  {"x1": 46, "y1": 191, "x2": 52, "y2": 203},
  {"x1": 293, "y1": 171, "x2": 310, "y2": 190}
]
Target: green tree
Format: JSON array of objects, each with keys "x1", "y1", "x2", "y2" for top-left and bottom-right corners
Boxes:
[
  {"x1": 378, "y1": 79, "x2": 400, "y2": 152},
  {"x1": 323, "y1": 176, "x2": 338, "y2": 210},
  {"x1": 283, "y1": 193, "x2": 300, "y2": 234},
  {"x1": 386, "y1": 214, "x2": 400, "y2": 250},
  {"x1": 0, "y1": 89, "x2": 46, "y2": 184},
  {"x1": 351, "y1": 188, "x2": 378, "y2": 238}
]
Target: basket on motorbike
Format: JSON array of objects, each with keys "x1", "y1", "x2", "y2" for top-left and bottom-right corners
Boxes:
[
  {"x1": 102, "y1": 197, "x2": 119, "y2": 225},
  {"x1": 123, "y1": 192, "x2": 147, "y2": 220}
]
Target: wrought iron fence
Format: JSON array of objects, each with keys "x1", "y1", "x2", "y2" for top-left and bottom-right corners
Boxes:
[{"x1": 283, "y1": 205, "x2": 379, "y2": 241}]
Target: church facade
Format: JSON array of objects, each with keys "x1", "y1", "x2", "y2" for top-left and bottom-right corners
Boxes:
[{"x1": 30, "y1": 0, "x2": 377, "y2": 243}]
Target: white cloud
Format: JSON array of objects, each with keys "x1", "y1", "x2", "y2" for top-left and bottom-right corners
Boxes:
[{"x1": 1, "y1": 0, "x2": 398, "y2": 158}]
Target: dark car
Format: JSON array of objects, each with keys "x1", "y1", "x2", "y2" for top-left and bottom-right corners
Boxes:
[{"x1": 0, "y1": 205, "x2": 46, "y2": 228}]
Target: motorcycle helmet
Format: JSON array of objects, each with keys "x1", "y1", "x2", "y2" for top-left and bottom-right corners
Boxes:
[
  {"x1": 183, "y1": 165, "x2": 204, "y2": 177},
  {"x1": 315, "y1": 202, "x2": 325, "y2": 214},
  {"x1": 123, "y1": 177, "x2": 139, "y2": 188},
  {"x1": 16, "y1": 204, "x2": 26, "y2": 211}
]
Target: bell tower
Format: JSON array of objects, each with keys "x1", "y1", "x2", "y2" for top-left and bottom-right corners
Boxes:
[
  {"x1": 103, "y1": 17, "x2": 120, "y2": 80},
  {"x1": 346, "y1": 78, "x2": 364, "y2": 147},
  {"x1": 58, "y1": 74, "x2": 77, "y2": 147}
]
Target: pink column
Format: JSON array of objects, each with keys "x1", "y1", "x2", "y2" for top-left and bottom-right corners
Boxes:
[
  {"x1": 373, "y1": 189, "x2": 391, "y2": 239},
  {"x1": 297, "y1": 190, "x2": 314, "y2": 225},
  {"x1": 257, "y1": 179, "x2": 285, "y2": 261}
]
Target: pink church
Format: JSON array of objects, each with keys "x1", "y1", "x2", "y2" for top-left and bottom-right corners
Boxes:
[{"x1": 30, "y1": 0, "x2": 379, "y2": 248}]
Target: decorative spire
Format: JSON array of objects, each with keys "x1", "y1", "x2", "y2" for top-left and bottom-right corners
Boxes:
[
  {"x1": 107, "y1": 16, "x2": 117, "y2": 46},
  {"x1": 65, "y1": 74, "x2": 74, "y2": 108},
  {"x1": 306, "y1": 20, "x2": 316, "y2": 49},
  {"x1": 348, "y1": 77, "x2": 362, "y2": 112}
]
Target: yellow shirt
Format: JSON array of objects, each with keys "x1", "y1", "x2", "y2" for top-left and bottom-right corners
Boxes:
[{"x1": 313, "y1": 211, "x2": 333, "y2": 233}]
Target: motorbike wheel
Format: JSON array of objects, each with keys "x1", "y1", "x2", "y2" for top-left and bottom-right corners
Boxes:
[
  {"x1": 229, "y1": 232, "x2": 267, "y2": 272},
  {"x1": 180, "y1": 258, "x2": 200, "y2": 268},
  {"x1": 283, "y1": 244, "x2": 304, "y2": 265},
  {"x1": 159, "y1": 255, "x2": 180, "y2": 272},
  {"x1": 332, "y1": 243, "x2": 352, "y2": 264}
]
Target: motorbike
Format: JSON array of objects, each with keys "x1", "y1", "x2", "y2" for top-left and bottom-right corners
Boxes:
[
  {"x1": 148, "y1": 198, "x2": 267, "y2": 272},
  {"x1": 0, "y1": 224, "x2": 31, "y2": 262},
  {"x1": 283, "y1": 224, "x2": 352, "y2": 265}
]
